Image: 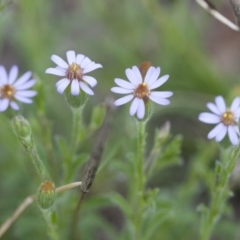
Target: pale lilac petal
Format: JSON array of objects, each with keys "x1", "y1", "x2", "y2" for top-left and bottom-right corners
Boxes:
[
  {"x1": 82, "y1": 76, "x2": 97, "y2": 87},
  {"x1": 10, "y1": 101, "x2": 19, "y2": 110},
  {"x1": 149, "y1": 95, "x2": 170, "y2": 105},
  {"x1": 206, "y1": 103, "x2": 221, "y2": 115},
  {"x1": 83, "y1": 63, "x2": 102, "y2": 74},
  {"x1": 56, "y1": 79, "x2": 70, "y2": 94},
  {"x1": 114, "y1": 94, "x2": 134, "y2": 106},
  {"x1": 0, "y1": 99, "x2": 9, "y2": 111},
  {"x1": 132, "y1": 66, "x2": 142, "y2": 83},
  {"x1": 14, "y1": 95, "x2": 33, "y2": 104},
  {"x1": 234, "y1": 125, "x2": 239, "y2": 134},
  {"x1": 8, "y1": 65, "x2": 18, "y2": 84},
  {"x1": 0, "y1": 66, "x2": 8, "y2": 85},
  {"x1": 79, "y1": 82, "x2": 94, "y2": 95},
  {"x1": 149, "y1": 75, "x2": 169, "y2": 90},
  {"x1": 51, "y1": 55, "x2": 68, "y2": 69},
  {"x1": 235, "y1": 108, "x2": 240, "y2": 118},
  {"x1": 71, "y1": 79, "x2": 80, "y2": 95},
  {"x1": 111, "y1": 87, "x2": 133, "y2": 94},
  {"x1": 114, "y1": 78, "x2": 135, "y2": 89},
  {"x1": 230, "y1": 97, "x2": 240, "y2": 112},
  {"x1": 16, "y1": 80, "x2": 36, "y2": 90},
  {"x1": 147, "y1": 67, "x2": 160, "y2": 86},
  {"x1": 125, "y1": 68, "x2": 140, "y2": 86},
  {"x1": 13, "y1": 72, "x2": 32, "y2": 87},
  {"x1": 45, "y1": 68, "x2": 66, "y2": 76},
  {"x1": 215, "y1": 126, "x2": 227, "y2": 142},
  {"x1": 215, "y1": 96, "x2": 226, "y2": 113},
  {"x1": 150, "y1": 91, "x2": 173, "y2": 98},
  {"x1": 198, "y1": 113, "x2": 220, "y2": 124},
  {"x1": 81, "y1": 57, "x2": 92, "y2": 69},
  {"x1": 130, "y1": 98, "x2": 140, "y2": 116},
  {"x1": 76, "y1": 54, "x2": 85, "y2": 65},
  {"x1": 137, "y1": 99, "x2": 145, "y2": 119},
  {"x1": 144, "y1": 67, "x2": 156, "y2": 84},
  {"x1": 16, "y1": 90, "x2": 37, "y2": 97},
  {"x1": 228, "y1": 126, "x2": 239, "y2": 145},
  {"x1": 207, "y1": 123, "x2": 224, "y2": 139},
  {"x1": 66, "y1": 50, "x2": 76, "y2": 65}
]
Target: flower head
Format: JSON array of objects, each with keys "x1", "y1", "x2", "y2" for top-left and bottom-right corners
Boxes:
[
  {"x1": 198, "y1": 96, "x2": 240, "y2": 145},
  {"x1": 45, "y1": 50, "x2": 102, "y2": 96},
  {"x1": 0, "y1": 65, "x2": 37, "y2": 112},
  {"x1": 111, "y1": 65, "x2": 173, "y2": 119}
]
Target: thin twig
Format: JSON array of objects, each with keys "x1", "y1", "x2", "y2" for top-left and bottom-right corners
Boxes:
[
  {"x1": 195, "y1": 0, "x2": 239, "y2": 31},
  {"x1": 0, "y1": 181, "x2": 82, "y2": 238}
]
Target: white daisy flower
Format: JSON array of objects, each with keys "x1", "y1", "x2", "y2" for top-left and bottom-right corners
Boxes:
[
  {"x1": 111, "y1": 66, "x2": 173, "y2": 119},
  {"x1": 198, "y1": 96, "x2": 240, "y2": 146},
  {"x1": 45, "y1": 50, "x2": 102, "y2": 96},
  {"x1": 0, "y1": 65, "x2": 37, "y2": 112}
]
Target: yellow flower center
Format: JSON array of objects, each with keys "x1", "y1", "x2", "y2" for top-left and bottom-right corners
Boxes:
[
  {"x1": 66, "y1": 63, "x2": 83, "y2": 81},
  {"x1": 0, "y1": 85, "x2": 15, "y2": 99},
  {"x1": 221, "y1": 110, "x2": 235, "y2": 126},
  {"x1": 134, "y1": 82, "x2": 150, "y2": 101}
]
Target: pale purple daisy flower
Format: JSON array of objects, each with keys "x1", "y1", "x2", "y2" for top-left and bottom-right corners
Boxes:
[
  {"x1": 0, "y1": 65, "x2": 37, "y2": 112},
  {"x1": 111, "y1": 65, "x2": 173, "y2": 119},
  {"x1": 45, "y1": 50, "x2": 102, "y2": 96},
  {"x1": 199, "y1": 96, "x2": 240, "y2": 145}
]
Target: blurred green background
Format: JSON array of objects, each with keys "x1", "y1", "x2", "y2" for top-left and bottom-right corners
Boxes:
[{"x1": 1, "y1": 0, "x2": 240, "y2": 239}]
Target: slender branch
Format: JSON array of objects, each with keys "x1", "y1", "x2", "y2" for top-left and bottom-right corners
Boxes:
[
  {"x1": 229, "y1": 0, "x2": 240, "y2": 26},
  {"x1": 195, "y1": 0, "x2": 239, "y2": 31},
  {"x1": 0, "y1": 181, "x2": 82, "y2": 238}
]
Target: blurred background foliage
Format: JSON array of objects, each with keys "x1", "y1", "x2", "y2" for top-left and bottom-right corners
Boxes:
[{"x1": 1, "y1": 0, "x2": 240, "y2": 239}]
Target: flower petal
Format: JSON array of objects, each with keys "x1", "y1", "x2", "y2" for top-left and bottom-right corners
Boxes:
[
  {"x1": 114, "y1": 94, "x2": 134, "y2": 106},
  {"x1": 14, "y1": 72, "x2": 32, "y2": 87},
  {"x1": 76, "y1": 54, "x2": 85, "y2": 65},
  {"x1": 114, "y1": 78, "x2": 135, "y2": 89},
  {"x1": 150, "y1": 91, "x2": 173, "y2": 98},
  {"x1": 8, "y1": 65, "x2": 18, "y2": 84},
  {"x1": 79, "y1": 82, "x2": 94, "y2": 95},
  {"x1": 198, "y1": 113, "x2": 220, "y2": 124},
  {"x1": 206, "y1": 102, "x2": 221, "y2": 115},
  {"x1": 215, "y1": 126, "x2": 227, "y2": 142},
  {"x1": 83, "y1": 63, "x2": 102, "y2": 74},
  {"x1": 14, "y1": 95, "x2": 33, "y2": 104},
  {"x1": 144, "y1": 67, "x2": 156, "y2": 84},
  {"x1": 10, "y1": 101, "x2": 19, "y2": 110},
  {"x1": 51, "y1": 55, "x2": 68, "y2": 69},
  {"x1": 16, "y1": 80, "x2": 36, "y2": 90},
  {"x1": 149, "y1": 75, "x2": 169, "y2": 90},
  {"x1": 66, "y1": 50, "x2": 76, "y2": 65},
  {"x1": 111, "y1": 87, "x2": 133, "y2": 94},
  {"x1": 137, "y1": 99, "x2": 145, "y2": 119},
  {"x1": 71, "y1": 79, "x2": 80, "y2": 95},
  {"x1": 0, "y1": 99, "x2": 9, "y2": 111},
  {"x1": 230, "y1": 97, "x2": 240, "y2": 112},
  {"x1": 215, "y1": 96, "x2": 226, "y2": 113},
  {"x1": 82, "y1": 76, "x2": 97, "y2": 87},
  {"x1": 81, "y1": 57, "x2": 92, "y2": 69},
  {"x1": 228, "y1": 126, "x2": 239, "y2": 145},
  {"x1": 207, "y1": 123, "x2": 224, "y2": 139},
  {"x1": 132, "y1": 66, "x2": 142, "y2": 83},
  {"x1": 56, "y1": 79, "x2": 70, "y2": 94},
  {"x1": 16, "y1": 90, "x2": 37, "y2": 97},
  {"x1": 0, "y1": 66, "x2": 8, "y2": 85},
  {"x1": 149, "y1": 95, "x2": 170, "y2": 105},
  {"x1": 129, "y1": 97, "x2": 140, "y2": 116},
  {"x1": 125, "y1": 68, "x2": 140, "y2": 85},
  {"x1": 45, "y1": 67, "x2": 66, "y2": 76},
  {"x1": 146, "y1": 67, "x2": 160, "y2": 86}
]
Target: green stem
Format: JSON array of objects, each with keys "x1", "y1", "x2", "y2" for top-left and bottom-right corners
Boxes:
[
  {"x1": 42, "y1": 210, "x2": 58, "y2": 240},
  {"x1": 200, "y1": 145, "x2": 240, "y2": 240}
]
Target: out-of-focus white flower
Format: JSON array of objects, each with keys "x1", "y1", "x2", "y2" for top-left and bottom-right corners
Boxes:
[
  {"x1": 0, "y1": 65, "x2": 37, "y2": 112},
  {"x1": 45, "y1": 50, "x2": 102, "y2": 96},
  {"x1": 199, "y1": 96, "x2": 240, "y2": 145},
  {"x1": 111, "y1": 65, "x2": 173, "y2": 119}
]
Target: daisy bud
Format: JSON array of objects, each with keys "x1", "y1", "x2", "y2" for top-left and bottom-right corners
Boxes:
[
  {"x1": 64, "y1": 85, "x2": 88, "y2": 108},
  {"x1": 37, "y1": 181, "x2": 55, "y2": 210},
  {"x1": 12, "y1": 115, "x2": 31, "y2": 139}
]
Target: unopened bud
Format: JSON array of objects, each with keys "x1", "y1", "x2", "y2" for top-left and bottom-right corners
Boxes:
[
  {"x1": 12, "y1": 115, "x2": 31, "y2": 139},
  {"x1": 65, "y1": 86, "x2": 88, "y2": 108},
  {"x1": 37, "y1": 181, "x2": 55, "y2": 210}
]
